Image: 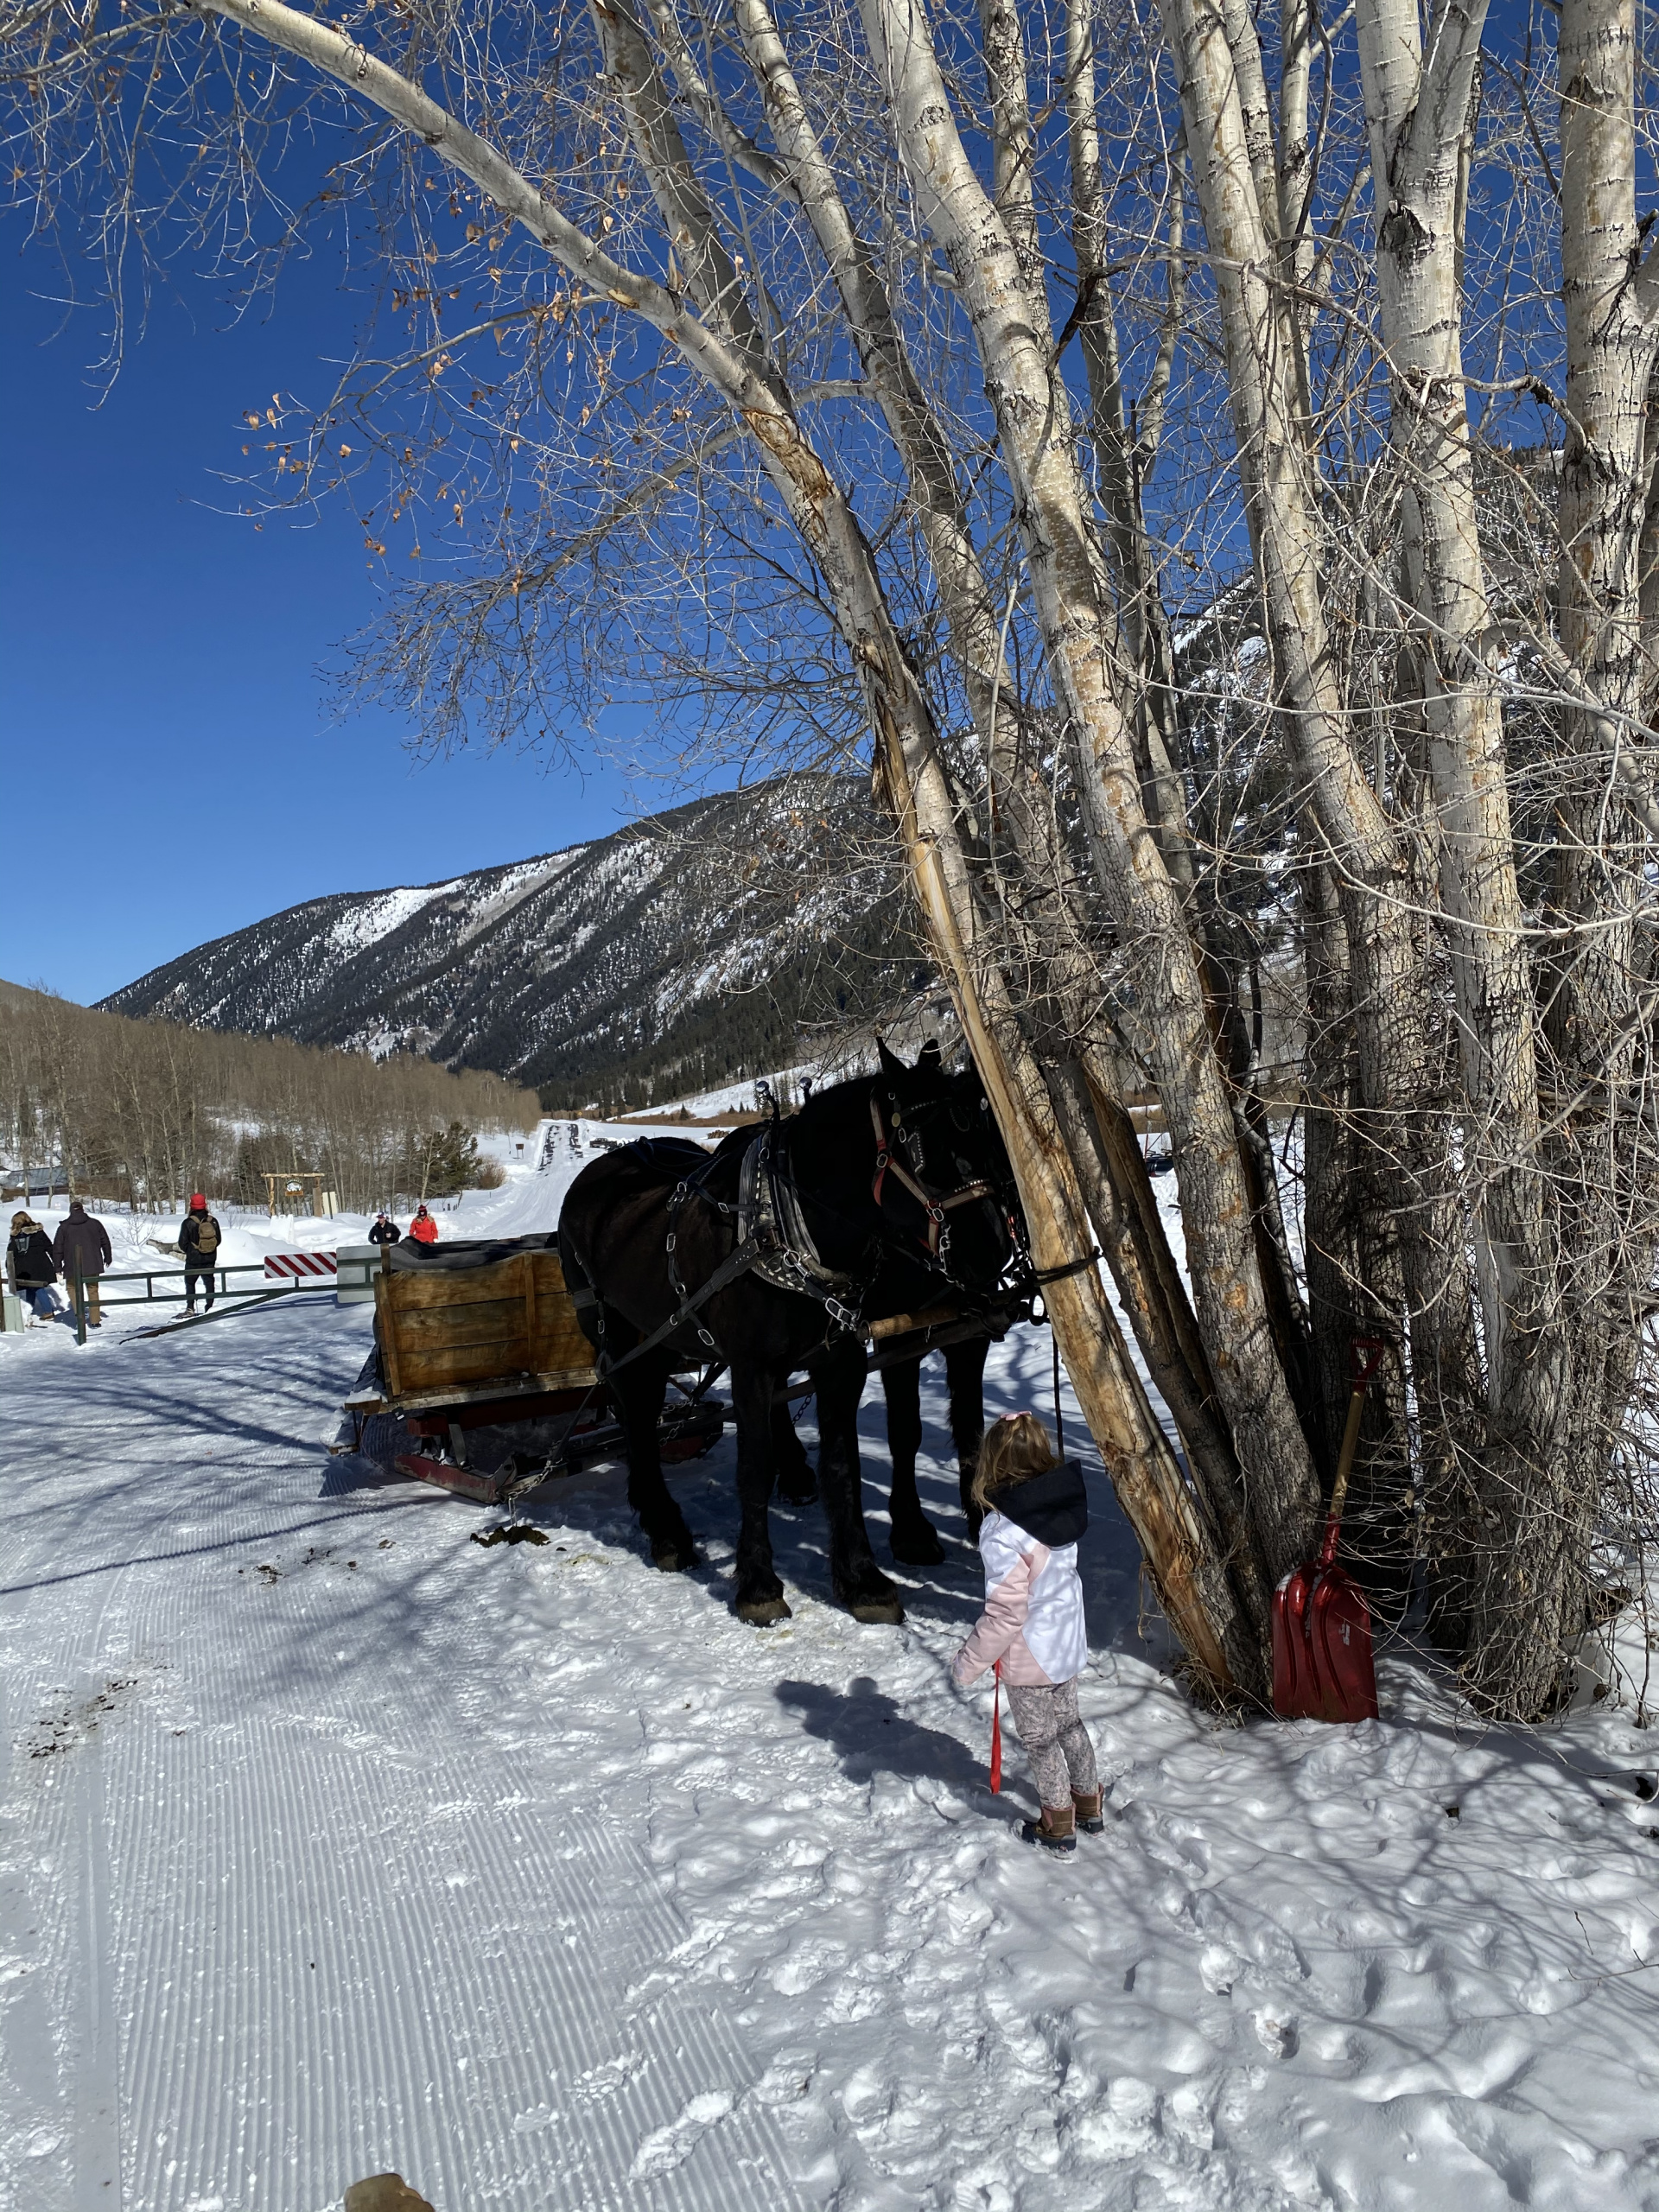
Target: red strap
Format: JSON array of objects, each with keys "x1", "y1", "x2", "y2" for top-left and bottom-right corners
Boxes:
[{"x1": 989, "y1": 1659, "x2": 1003, "y2": 1794}]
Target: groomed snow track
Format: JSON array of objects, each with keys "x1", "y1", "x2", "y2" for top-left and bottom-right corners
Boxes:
[{"x1": 0, "y1": 1300, "x2": 805, "y2": 2212}]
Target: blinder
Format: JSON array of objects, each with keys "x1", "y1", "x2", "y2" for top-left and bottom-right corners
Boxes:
[{"x1": 869, "y1": 1091, "x2": 1009, "y2": 1269}]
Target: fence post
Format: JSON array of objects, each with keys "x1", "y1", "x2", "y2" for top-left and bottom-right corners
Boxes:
[{"x1": 73, "y1": 1265, "x2": 86, "y2": 1347}]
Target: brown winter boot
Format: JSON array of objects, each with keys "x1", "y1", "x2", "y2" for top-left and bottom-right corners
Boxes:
[
  {"x1": 1020, "y1": 1802, "x2": 1077, "y2": 1853},
  {"x1": 1072, "y1": 1788, "x2": 1105, "y2": 1834}
]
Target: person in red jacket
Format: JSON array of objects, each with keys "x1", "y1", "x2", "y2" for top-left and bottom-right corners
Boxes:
[{"x1": 409, "y1": 1205, "x2": 438, "y2": 1246}]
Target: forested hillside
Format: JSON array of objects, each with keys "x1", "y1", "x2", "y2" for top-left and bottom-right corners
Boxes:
[
  {"x1": 101, "y1": 776, "x2": 926, "y2": 1111},
  {"x1": 0, "y1": 982, "x2": 538, "y2": 1211}
]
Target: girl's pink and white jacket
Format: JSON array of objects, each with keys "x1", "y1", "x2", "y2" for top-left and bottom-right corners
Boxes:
[{"x1": 951, "y1": 1460, "x2": 1090, "y2": 1688}]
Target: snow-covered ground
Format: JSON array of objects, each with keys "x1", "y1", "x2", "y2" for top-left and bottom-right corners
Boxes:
[{"x1": 3, "y1": 1143, "x2": 1658, "y2": 2210}]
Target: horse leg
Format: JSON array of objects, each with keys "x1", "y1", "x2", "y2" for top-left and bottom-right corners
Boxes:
[
  {"x1": 880, "y1": 1355, "x2": 945, "y2": 1567},
  {"x1": 944, "y1": 1337, "x2": 989, "y2": 1537},
  {"x1": 812, "y1": 1338, "x2": 904, "y2": 1624},
  {"x1": 731, "y1": 1357, "x2": 791, "y2": 1623},
  {"x1": 771, "y1": 1389, "x2": 817, "y2": 1507},
  {"x1": 609, "y1": 1332, "x2": 698, "y2": 1572}
]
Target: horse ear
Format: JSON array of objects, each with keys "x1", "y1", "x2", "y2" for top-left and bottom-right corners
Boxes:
[
  {"x1": 918, "y1": 1039, "x2": 943, "y2": 1075},
  {"x1": 876, "y1": 1037, "x2": 907, "y2": 1078}
]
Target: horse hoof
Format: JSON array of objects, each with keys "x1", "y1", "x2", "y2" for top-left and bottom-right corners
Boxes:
[
  {"x1": 849, "y1": 1594, "x2": 906, "y2": 1625},
  {"x1": 777, "y1": 1482, "x2": 817, "y2": 1509},
  {"x1": 890, "y1": 1526, "x2": 945, "y2": 1567},
  {"x1": 651, "y1": 1538, "x2": 699, "y2": 1573},
  {"x1": 736, "y1": 1594, "x2": 792, "y2": 1625}
]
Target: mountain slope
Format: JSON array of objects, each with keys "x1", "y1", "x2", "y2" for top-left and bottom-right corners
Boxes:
[{"x1": 100, "y1": 778, "x2": 925, "y2": 1108}]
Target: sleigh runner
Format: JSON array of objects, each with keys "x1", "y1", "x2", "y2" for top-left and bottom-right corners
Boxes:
[{"x1": 341, "y1": 1232, "x2": 727, "y2": 1503}]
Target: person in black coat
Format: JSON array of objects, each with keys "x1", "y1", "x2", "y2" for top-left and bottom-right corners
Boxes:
[
  {"x1": 7, "y1": 1212, "x2": 63, "y2": 1321},
  {"x1": 54, "y1": 1200, "x2": 113, "y2": 1327},
  {"x1": 368, "y1": 1212, "x2": 402, "y2": 1247}
]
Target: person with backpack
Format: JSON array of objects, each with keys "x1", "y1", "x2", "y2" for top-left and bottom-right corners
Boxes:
[
  {"x1": 409, "y1": 1205, "x2": 438, "y2": 1246},
  {"x1": 7, "y1": 1211, "x2": 64, "y2": 1322},
  {"x1": 53, "y1": 1199, "x2": 113, "y2": 1327},
  {"x1": 179, "y1": 1194, "x2": 222, "y2": 1313},
  {"x1": 368, "y1": 1212, "x2": 402, "y2": 1247}
]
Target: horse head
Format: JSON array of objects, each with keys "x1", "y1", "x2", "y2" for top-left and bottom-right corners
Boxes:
[{"x1": 868, "y1": 1039, "x2": 1023, "y2": 1295}]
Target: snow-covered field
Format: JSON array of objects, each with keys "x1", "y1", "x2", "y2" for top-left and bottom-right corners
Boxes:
[
  {"x1": 0, "y1": 1118, "x2": 708, "y2": 1304},
  {"x1": 3, "y1": 1141, "x2": 1658, "y2": 2209}
]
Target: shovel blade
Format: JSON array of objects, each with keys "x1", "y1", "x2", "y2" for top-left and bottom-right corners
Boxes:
[
  {"x1": 1309, "y1": 1566, "x2": 1379, "y2": 1723},
  {"x1": 1271, "y1": 1567, "x2": 1320, "y2": 1718}
]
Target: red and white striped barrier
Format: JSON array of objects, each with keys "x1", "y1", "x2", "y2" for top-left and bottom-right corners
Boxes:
[{"x1": 264, "y1": 1252, "x2": 340, "y2": 1280}]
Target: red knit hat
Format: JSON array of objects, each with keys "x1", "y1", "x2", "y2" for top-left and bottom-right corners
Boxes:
[{"x1": 189, "y1": 1193, "x2": 207, "y2": 1210}]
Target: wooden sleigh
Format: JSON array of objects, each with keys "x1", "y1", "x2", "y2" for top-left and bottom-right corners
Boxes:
[{"x1": 341, "y1": 1236, "x2": 726, "y2": 1505}]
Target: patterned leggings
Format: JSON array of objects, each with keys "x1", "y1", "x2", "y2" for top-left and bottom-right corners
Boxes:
[{"x1": 1005, "y1": 1679, "x2": 1098, "y2": 1809}]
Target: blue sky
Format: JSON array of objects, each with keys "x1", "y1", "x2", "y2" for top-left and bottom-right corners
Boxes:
[{"x1": 1, "y1": 240, "x2": 652, "y2": 1007}]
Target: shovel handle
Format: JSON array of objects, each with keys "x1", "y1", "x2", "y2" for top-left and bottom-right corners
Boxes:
[{"x1": 1329, "y1": 1338, "x2": 1388, "y2": 1529}]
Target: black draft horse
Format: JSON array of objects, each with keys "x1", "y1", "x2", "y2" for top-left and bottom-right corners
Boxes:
[{"x1": 558, "y1": 1043, "x2": 1020, "y2": 1624}]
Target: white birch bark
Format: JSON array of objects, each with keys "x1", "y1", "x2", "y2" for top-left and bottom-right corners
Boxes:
[
  {"x1": 1355, "y1": 0, "x2": 1547, "y2": 1418},
  {"x1": 863, "y1": 0, "x2": 1325, "y2": 1579},
  {"x1": 1156, "y1": 0, "x2": 1483, "y2": 1541}
]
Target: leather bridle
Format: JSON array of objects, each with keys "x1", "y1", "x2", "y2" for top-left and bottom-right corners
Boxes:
[{"x1": 869, "y1": 1092, "x2": 1001, "y2": 1264}]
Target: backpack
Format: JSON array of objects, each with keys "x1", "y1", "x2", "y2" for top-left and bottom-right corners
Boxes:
[{"x1": 193, "y1": 1214, "x2": 221, "y2": 1255}]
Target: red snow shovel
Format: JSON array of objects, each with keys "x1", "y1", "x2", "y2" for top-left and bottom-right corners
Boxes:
[{"x1": 1272, "y1": 1338, "x2": 1385, "y2": 1723}]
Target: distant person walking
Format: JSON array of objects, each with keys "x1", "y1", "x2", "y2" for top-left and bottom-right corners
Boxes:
[
  {"x1": 368, "y1": 1212, "x2": 402, "y2": 1247},
  {"x1": 7, "y1": 1211, "x2": 64, "y2": 1322},
  {"x1": 409, "y1": 1205, "x2": 438, "y2": 1246},
  {"x1": 179, "y1": 1194, "x2": 222, "y2": 1313},
  {"x1": 54, "y1": 1199, "x2": 113, "y2": 1327}
]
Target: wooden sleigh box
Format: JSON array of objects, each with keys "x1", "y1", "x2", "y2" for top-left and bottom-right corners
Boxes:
[{"x1": 346, "y1": 1237, "x2": 599, "y2": 1420}]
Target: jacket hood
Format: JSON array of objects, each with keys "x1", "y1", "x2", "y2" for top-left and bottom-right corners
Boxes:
[
  {"x1": 996, "y1": 1459, "x2": 1088, "y2": 1548},
  {"x1": 67, "y1": 1200, "x2": 86, "y2": 1217}
]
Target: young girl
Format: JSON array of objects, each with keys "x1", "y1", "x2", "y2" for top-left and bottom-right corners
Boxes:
[{"x1": 951, "y1": 1412, "x2": 1103, "y2": 1853}]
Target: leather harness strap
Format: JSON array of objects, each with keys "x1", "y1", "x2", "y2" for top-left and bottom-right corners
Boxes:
[
  {"x1": 869, "y1": 1095, "x2": 995, "y2": 1259},
  {"x1": 593, "y1": 1084, "x2": 1051, "y2": 1382}
]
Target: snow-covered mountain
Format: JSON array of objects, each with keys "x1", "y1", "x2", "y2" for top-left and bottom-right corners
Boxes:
[{"x1": 99, "y1": 777, "x2": 925, "y2": 1109}]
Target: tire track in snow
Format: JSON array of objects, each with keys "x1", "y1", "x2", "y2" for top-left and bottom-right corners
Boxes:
[
  {"x1": 71, "y1": 1726, "x2": 120, "y2": 2212},
  {"x1": 0, "y1": 1533, "x2": 137, "y2": 2212}
]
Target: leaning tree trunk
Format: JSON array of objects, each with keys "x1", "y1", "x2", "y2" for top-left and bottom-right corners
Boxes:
[{"x1": 864, "y1": 0, "x2": 1325, "y2": 1607}]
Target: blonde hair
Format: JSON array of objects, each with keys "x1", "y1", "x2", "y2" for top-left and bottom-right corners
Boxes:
[{"x1": 970, "y1": 1412, "x2": 1056, "y2": 1515}]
